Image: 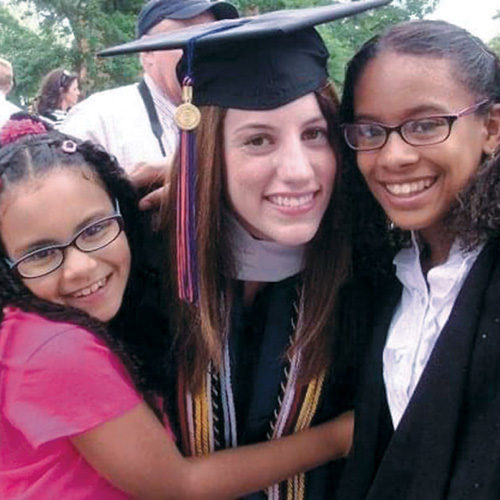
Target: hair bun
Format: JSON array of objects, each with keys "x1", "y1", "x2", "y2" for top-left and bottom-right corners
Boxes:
[{"x1": 0, "y1": 113, "x2": 49, "y2": 147}]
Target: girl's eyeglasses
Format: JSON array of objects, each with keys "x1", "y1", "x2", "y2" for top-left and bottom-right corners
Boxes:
[
  {"x1": 5, "y1": 200, "x2": 123, "y2": 279},
  {"x1": 342, "y1": 99, "x2": 490, "y2": 151}
]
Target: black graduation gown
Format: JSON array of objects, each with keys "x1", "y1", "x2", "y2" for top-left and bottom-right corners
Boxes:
[
  {"x1": 228, "y1": 276, "x2": 354, "y2": 499},
  {"x1": 133, "y1": 227, "x2": 354, "y2": 498},
  {"x1": 338, "y1": 238, "x2": 500, "y2": 500}
]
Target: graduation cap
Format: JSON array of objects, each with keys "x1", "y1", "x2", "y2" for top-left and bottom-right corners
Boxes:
[
  {"x1": 102, "y1": 1, "x2": 392, "y2": 56},
  {"x1": 101, "y1": 0, "x2": 392, "y2": 111},
  {"x1": 100, "y1": 0, "x2": 392, "y2": 303}
]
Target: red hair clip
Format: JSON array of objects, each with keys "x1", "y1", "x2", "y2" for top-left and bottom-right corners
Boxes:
[{"x1": 0, "y1": 118, "x2": 47, "y2": 146}]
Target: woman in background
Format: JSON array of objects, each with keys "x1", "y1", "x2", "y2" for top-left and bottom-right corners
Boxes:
[{"x1": 35, "y1": 68, "x2": 80, "y2": 127}]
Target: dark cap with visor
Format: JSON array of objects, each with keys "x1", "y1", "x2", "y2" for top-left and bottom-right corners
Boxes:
[
  {"x1": 108, "y1": 0, "x2": 392, "y2": 111},
  {"x1": 137, "y1": 0, "x2": 239, "y2": 38}
]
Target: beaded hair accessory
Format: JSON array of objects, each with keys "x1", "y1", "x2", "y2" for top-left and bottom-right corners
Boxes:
[
  {"x1": 0, "y1": 115, "x2": 48, "y2": 147},
  {"x1": 61, "y1": 139, "x2": 77, "y2": 154},
  {"x1": 0, "y1": 115, "x2": 49, "y2": 191},
  {"x1": 0, "y1": 114, "x2": 79, "y2": 155},
  {"x1": 0, "y1": 115, "x2": 79, "y2": 192}
]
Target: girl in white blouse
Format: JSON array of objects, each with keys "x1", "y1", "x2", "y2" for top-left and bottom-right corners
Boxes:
[{"x1": 338, "y1": 19, "x2": 500, "y2": 500}]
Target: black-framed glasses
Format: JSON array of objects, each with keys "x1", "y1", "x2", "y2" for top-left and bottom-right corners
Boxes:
[
  {"x1": 342, "y1": 99, "x2": 490, "y2": 151},
  {"x1": 5, "y1": 200, "x2": 124, "y2": 279},
  {"x1": 59, "y1": 69, "x2": 72, "y2": 89}
]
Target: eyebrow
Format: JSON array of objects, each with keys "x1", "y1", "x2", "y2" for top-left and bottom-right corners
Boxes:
[
  {"x1": 16, "y1": 209, "x2": 114, "y2": 257},
  {"x1": 354, "y1": 104, "x2": 452, "y2": 123},
  {"x1": 232, "y1": 114, "x2": 327, "y2": 135}
]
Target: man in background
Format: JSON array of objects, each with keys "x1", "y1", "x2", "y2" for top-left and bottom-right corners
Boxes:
[
  {"x1": 61, "y1": 0, "x2": 238, "y2": 180},
  {"x1": 0, "y1": 57, "x2": 21, "y2": 128}
]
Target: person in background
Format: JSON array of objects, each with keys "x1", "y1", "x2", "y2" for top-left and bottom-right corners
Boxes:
[
  {"x1": 35, "y1": 69, "x2": 80, "y2": 128},
  {"x1": 0, "y1": 115, "x2": 352, "y2": 500},
  {"x1": 337, "y1": 19, "x2": 500, "y2": 500},
  {"x1": 0, "y1": 57, "x2": 20, "y2": 128},
  {"x1": 61, "y1": 0, "x2": 238, "y2": 185}
]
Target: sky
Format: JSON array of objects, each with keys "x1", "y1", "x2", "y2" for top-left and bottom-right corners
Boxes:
[{"x1": 428, "y1": 0, "x2": 499, "y2": 42}]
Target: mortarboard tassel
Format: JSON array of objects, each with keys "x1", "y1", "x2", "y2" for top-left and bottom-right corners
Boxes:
[
  {"x1": 173, "y1": 25, "x2": 243, "y2": 304},
  {"x1": 175, "y1": 75, "x2": 201, "y2": 303}
]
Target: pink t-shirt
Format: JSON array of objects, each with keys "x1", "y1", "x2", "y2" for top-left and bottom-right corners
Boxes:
[{"x1": 0, "y1": 308, "x2": 158, "y2": 499}]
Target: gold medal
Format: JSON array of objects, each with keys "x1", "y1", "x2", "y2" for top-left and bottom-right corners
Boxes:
[
  {"x1": 175, "y1": 82, "x2": 201, "y2": 130},
  {"x1": 175, "y1": 102, "x2": 201, "y2": 130}
]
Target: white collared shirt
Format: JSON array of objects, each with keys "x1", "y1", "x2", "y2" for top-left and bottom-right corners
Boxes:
[
  {"x1": 143, "y1": 74, "x2": 179, "y2": 157},
  {"x1": 61, "y1": 75, "x2": 179, "y2": 173},
  {"x1": 383, "y1": 234, "x2": 483, "y2": 428}
]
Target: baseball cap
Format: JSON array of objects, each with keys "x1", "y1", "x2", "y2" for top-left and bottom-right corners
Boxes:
[{"x1": 137, "y1": 0, "x2": 239, "y2": 38}]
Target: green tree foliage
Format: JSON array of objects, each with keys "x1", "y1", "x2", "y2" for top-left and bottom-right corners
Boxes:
[
  {"x1": 1, "y1": 0, "x2": 439, "y2": 105},
  {"x1": 1, "y1": 0, "x2": 143, "y2": 104},
  {"x1": 0, "y1": 5, "x2": 69, "y2": 107}
]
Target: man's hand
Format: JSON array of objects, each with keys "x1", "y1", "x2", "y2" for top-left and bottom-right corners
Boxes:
[{"x1": 129, "y1": 158, "x2": 172, "y2": 211}]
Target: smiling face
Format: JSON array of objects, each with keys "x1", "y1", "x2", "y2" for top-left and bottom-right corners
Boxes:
[
  {"x1": 223, "y1": 93, "x2": 337, "y2": 246},
  {"x1": 353, "y1": 52, "x2": 493, "y2": 245},
  {"x1": 0, "y1": 168, "x2": 131, "y2": 322}
]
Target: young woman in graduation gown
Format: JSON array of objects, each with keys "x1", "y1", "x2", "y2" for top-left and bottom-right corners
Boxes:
[
  {"x1": 157, "y1": 18, "x2": 358, "y2": 500},
  {"x1": 337, "y1": 20, "x2": 500, "y2": 500},
  {"x1": 99, "y1": 3, "x2": 393, "y2": 498}
]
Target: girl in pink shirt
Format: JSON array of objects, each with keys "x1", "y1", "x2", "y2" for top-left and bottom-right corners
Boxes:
[{"x1": 0, "y1": 114, "x2": 352, "y2": 499}]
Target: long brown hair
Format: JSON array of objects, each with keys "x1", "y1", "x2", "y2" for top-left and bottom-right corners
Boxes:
[
  {"x1": 35, "y1": 69, "x2": 78, "y2": 115},
  {"x1": 164, "y1": 82, "x2": 351, "y2": 391}
]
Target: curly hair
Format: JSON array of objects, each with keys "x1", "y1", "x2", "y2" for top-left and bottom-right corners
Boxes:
[
  {"x1": 0, "y1": 126, "x2": 169, "y2": 416},
  {"x1": 340, "y1": 20, "x2": 500, "y2": 278}
]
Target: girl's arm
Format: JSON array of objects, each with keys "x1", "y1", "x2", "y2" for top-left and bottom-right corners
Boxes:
[{"x1": 71, "y1": 402, "x2": 353, "y2": 500}]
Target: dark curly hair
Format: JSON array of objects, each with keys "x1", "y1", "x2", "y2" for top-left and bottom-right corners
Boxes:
[
  {"x1": 340, "y1": 20, "x2": 500, "y2": 278},
  {"x1": 0, "y1": 122, "x2": 170, "y2": 417}
]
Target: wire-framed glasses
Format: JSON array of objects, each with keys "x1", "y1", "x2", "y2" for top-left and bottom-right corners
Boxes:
[
  {"x1": 5, "y1": 200, "x2": 124, "y2": 279},
  {"x1": 342, "y1": 98, "x2": 490, "y2": 151}
]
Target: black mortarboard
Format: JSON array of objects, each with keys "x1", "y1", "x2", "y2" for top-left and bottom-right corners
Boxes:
[
  {"x1": 102, "y1": 0, "x2": 392, "y2": 112},
  {"x1": 100, "y1": 0, "x2": 392, "y2": 303}
]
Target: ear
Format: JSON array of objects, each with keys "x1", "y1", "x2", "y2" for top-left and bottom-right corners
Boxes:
[
  {"x1": 140, "y1": 51, "x2": 154, "y2": 71},
  {"x1": 483, "y1": 103, "x2": 500, "y2": 155}
]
